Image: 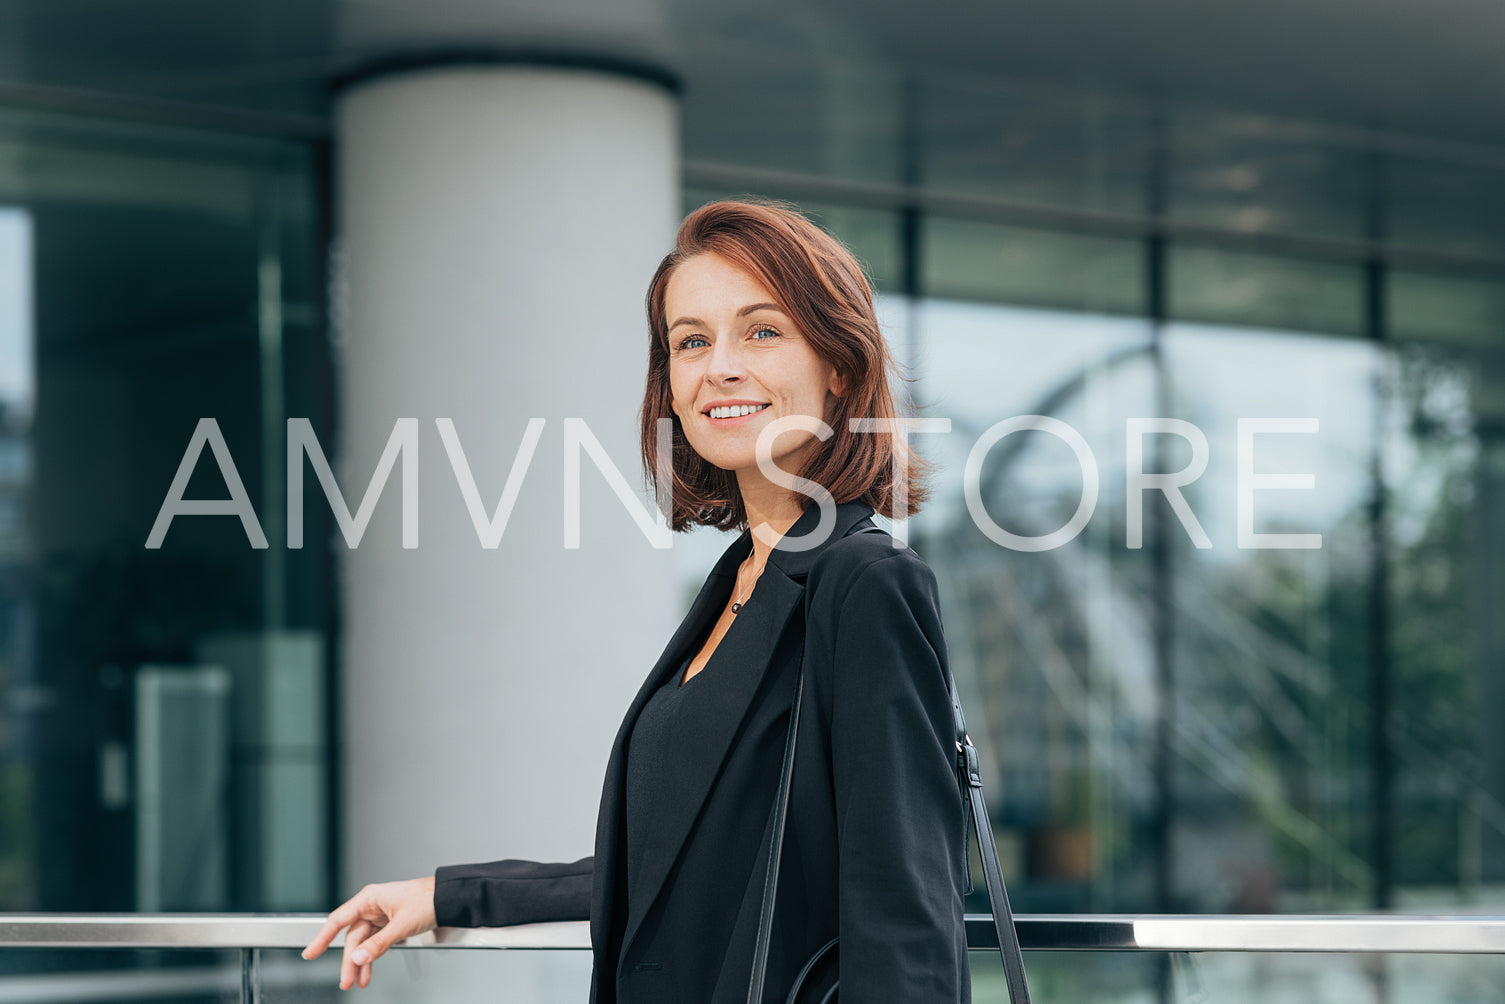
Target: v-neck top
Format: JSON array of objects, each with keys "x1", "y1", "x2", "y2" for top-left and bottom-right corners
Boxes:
[{"x1": 623, "y1": 647, "x2": 706, "y2": 899}]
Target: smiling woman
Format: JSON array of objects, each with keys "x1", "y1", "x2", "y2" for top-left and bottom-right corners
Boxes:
[
  {"x1": 303, "y1": 199, "x2": 997, "y2": 1003},
  {"x1": 662, "y1": 253, "x2": 844, "y2": 496},
  {"x1": 643, "y1": 199, "x2": 928, "y2": 534}
]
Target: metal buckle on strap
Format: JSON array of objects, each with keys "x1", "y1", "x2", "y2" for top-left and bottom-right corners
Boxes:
[{"x1": 956, "y1": 735, "x2": 984, "y2": 788}]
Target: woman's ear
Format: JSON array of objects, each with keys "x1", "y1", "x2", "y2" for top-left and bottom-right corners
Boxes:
[{"x1": 828, "y1": 367, "x2": 847, "y2": 398}]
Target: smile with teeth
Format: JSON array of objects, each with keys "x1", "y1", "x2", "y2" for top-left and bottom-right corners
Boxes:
[{"x1": 707, "y1": 403, "x2": 770, "y2": 419}]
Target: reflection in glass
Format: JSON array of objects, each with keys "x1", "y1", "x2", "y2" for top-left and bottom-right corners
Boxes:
[
  {"x1": 918, "y1": 77, "x2": 1150, "y2": 217},
  {"x1": 0, "y1": 106, "x2": 331, "y2": 942},
  {"x1": 0, "y1": 207, "x2": 33, "y2": 915},
  {"x1": 256, "y1": 947, "x2": 592, "y2": 1004},
  {"x1": 1384, "y1": 271, "x2": 1505, "y2": 901},
  {"x1": 0, "y1": 948, "x2": 241, "y2": 1002},
  {"x1": 913, "y1": 298, "x2": 1156, "y2": 911},
  {"x1": 1169, "y1": 246, "x2": 1364, "y2": 338},
  {"x1": 923, "y1": 217, "x2": 1145, "y2": 316},
  {"x1": 1167, "y1": 110, "x2": 1368, "y2": 243},
  {"x1": 1161, "y1": 324, "x2": 1380, "y2": 912}
]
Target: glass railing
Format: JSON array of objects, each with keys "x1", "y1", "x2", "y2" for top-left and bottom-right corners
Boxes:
[{"x1": 0, "y1": 913, "x2": 1502, "y2": 1002}]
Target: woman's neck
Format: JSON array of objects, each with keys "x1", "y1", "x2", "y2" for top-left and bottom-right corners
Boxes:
[{"x1": 736, "y1": 474, "x2": 807, "y2": 569}]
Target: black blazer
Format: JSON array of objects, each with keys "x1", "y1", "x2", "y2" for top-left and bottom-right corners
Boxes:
[{"x1": 435, "y1": 501, "x2": 971, "y2": 1002}]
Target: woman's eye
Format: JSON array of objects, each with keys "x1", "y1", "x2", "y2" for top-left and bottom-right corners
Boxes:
[
  {"x1": 677, "y1": 335, "x2": 709, "y2": 350},
  {"x1": 752, "y1": 327, "x2": 780, "y2": 339}
]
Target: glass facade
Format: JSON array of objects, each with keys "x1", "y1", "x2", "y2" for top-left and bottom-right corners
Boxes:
[
  {"x1": 0, "y1": 107, "x2": 333, "y2": 918},
  {"x1": 685, "y1": 63, "x2": 1505, "y2": 918}
]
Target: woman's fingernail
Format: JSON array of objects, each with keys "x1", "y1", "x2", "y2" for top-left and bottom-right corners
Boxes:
[{"x1": 351, "y1": 949, "x2": 370, "y2": 965}]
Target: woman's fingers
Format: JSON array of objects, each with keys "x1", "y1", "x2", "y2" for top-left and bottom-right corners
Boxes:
[
  {"x1": 350, "y1": 918, "x2": 410, "y2": 968},
  {"x1": 304, "y1": 877, "x2": 436, "y2": 988},
  {"x1": 341, "y1": 913, "x2": 415, "y2": 990},
  {"x1": 303, "y1": 887, "x2": 376, "y2": 960},
  {"x1": 340, "y1": 919, "x2": 375, "y2": 991},
  {"x1": 302, "y1": 910, "x2": 349, "y2": 960}
]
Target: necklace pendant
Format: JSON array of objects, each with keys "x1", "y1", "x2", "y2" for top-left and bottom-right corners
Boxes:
[{"x1": 731, "y1": 602, "x2": 742, "y2": 613}]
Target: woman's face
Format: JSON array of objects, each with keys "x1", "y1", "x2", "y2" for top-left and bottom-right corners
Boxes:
[{"x1": 665, "y1": 253, "x2": 843, "y2": 482}]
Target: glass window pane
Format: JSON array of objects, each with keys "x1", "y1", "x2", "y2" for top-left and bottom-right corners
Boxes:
[
  {"x1": 260, "y1": 946, "x2": 592, "y2": 1003},
  {"x1": 1161, "y1": 324, "x2": 1381, "y2": 909},
  {"x1": 922, "y1": 216, "x2": 1144, "y2": 315},
  {"x1": 0, "y1": 947, "x2": 241, "y2": 999},
  {"x1": 1167, "y1": 951, "x2": 1505, "y2": 1004},
  {"x1": 1170, "y1": 245, "x2": 1365, "y2": 337},
  {"x1": 914, "y1": 298, "x2": 1156, "y2": 911},
  {"x1": 1388, "y1": 270, "x2": 1505, "y2": 349},
  {"x1": 1383, "y1": 330, "x2": 1505, "y2": 894},
  {"x1": 919, "y1": 77, "x2": 1150, "y2": 217},
  {"x1": 0, "y1": 106, "x2": 330, "y2": 914},
  {"x1": 1168, "y1": 110, "x2": 1368, "y2": 243}
]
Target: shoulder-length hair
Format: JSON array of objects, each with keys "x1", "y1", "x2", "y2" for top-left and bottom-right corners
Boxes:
[{"x1": 640, "y1": 198, "x2": 930, "y2": 532}]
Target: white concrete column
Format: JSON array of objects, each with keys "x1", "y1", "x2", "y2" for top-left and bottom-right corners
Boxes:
[{"x1": 331, "y1": 63, "x2": 679, "y2": 983}]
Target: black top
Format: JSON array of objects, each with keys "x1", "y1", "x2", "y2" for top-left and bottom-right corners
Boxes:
[
  {"x1": 619, "y1": 627, "x2": 749, "y2": 1004},
  {"x1": 623, "y1": 651, "x2": 698, "y2": 896}
]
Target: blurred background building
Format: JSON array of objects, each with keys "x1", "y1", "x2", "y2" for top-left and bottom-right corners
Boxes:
[{"x1": 0, "y1": 0, "x2": 1503, "y2": 999}]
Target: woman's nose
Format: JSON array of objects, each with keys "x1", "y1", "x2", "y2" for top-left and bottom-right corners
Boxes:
[{"x1": 706, "y1": 336, "x2": 745, "y2": 383}]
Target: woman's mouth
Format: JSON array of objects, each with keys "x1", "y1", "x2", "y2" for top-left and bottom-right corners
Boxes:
[{"x1": 705, "y1": 403, "x2": 770, "y2": 424}]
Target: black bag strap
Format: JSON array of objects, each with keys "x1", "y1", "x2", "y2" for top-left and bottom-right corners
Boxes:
[
  {"x1": 747, "y1": 523, "x2": 1031, "y2": 1003},
  {"x1": 950, "y1": 673, "x2": 1033, "y2": 1004},
  {"x1": 746, "y1": 658, "x2": 807, "y2": 1004}
]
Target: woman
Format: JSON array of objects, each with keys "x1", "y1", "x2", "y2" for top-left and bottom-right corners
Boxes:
[{"x1": 303, "y1": 199, "x2": 972, "y2": 1001}]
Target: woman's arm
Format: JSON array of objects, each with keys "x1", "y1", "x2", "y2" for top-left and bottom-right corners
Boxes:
[
  {"x1": 823, "y1": 548, "x2": 970, "y2": 1001},
  {"x1": 301, "y1": 856, "x2": 594, "y2": 990},
  {"x1": 433, "y1": 855, "x2": 594, "y2": 927}
]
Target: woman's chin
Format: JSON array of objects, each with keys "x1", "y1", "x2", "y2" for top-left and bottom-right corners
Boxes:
[
  {"x1": 685, "y1": 442, "x2": 822, "y2": 489},
  {"x1": 710, "y1": 457, "x2": 756, "y2": 478},
  {"x1": 683, "y1": 440, "x2": 756, "y2": 475}
]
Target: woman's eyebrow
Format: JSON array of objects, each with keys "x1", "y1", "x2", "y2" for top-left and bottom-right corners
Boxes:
[{"x1": 668, "y1": 302, "x2": 784, "y2": 332}]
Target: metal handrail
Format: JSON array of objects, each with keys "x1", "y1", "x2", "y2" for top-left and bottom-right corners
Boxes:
[{"x1": 2, "y1": 914, "x2": 1505, "y2": 954}]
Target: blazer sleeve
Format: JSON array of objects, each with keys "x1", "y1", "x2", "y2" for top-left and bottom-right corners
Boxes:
[
  {"x1": 433, "y1": 856, "x2": 593, "y2": 928},
  {"x1": 824, "y1": 550, "x2": 970, "y2": 1001}
]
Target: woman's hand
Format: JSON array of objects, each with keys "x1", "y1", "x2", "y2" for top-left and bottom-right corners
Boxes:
[{"x1": 301, "y1": 876, "x2": 437, "y2": 990}]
